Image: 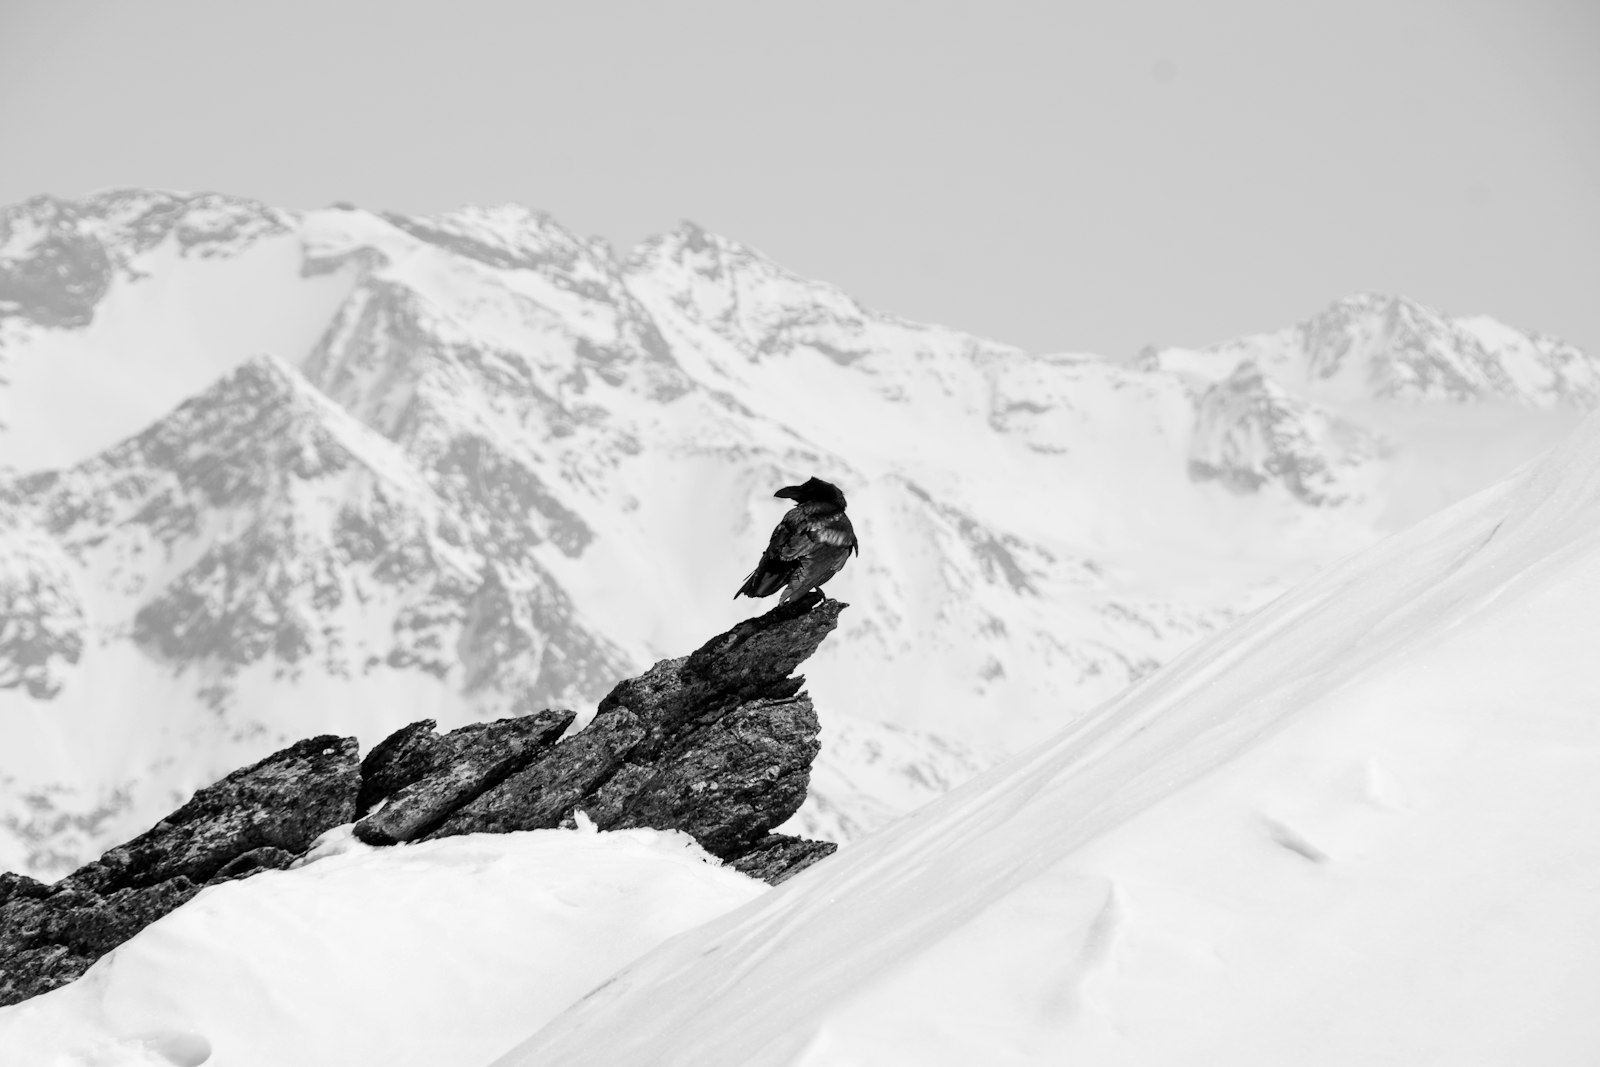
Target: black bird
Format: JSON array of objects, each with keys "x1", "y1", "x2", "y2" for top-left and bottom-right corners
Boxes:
[{"x1": 735, "y1": 476, "x2": 859, "y2": 604}]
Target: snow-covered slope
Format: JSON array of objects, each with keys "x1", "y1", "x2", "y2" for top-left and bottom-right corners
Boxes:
[
  {"x1": 0, "y1": 190, "x2": 355, "y2": 472},
  {"x1": 498, "y1": 404, "x2": 1600, "y2": 1067},
  {"x1": 0, "y1": 190, "x2": 1592, "y2": 879},
  {"x1": 0, "y1": 826, "x2": 764, "y2": 1067},
  {"x1": 6, "y1": 390, "x2": 1594, "y2": 1067}
]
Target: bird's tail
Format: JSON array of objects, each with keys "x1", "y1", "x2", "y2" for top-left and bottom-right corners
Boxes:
[{"x1": 734, "y1": 560, "x2": 792, "y2": 599}]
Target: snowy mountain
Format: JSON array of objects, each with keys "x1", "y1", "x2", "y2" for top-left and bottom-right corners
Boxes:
[
  {"x1": 1148, "y1": 291, "x2": 1600, "y2": 408},
  {"x1": 7, "y1": 401, "x2": 1597, "y2": 1067},
  {"x1": 0, "y1": 189, "x2": 291, "y2": 330},
  {"x1": 1187, "y1": 361, "x2": 1391, "y2": 506},
  {"x1": 0, "y1": 190, "x2": 350, "y2": 473},
  {"x1": 0, "y1": 189, "x2": 1592, "y2": 880}
]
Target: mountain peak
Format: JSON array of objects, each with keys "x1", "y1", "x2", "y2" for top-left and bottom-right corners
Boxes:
[
  {"x1": 628, "y1": 219, "x2": 777, "y2": 276},
  {"x1": 625, "y1": 221, "x2": 889, "y2": 363},
  {"x1": 16, "y1": 352, "x2": 419, "y2": 516},
  {"x1": 375, "y1": 202, "x2": 604, "y2": 277},
  {"x1": 0, "y1": 189, "x2": 291, "y2": 328},
  {"x1": 1148, "y1": 293, "x2": 1600, "y2": 409},
  {"x1": 1293, "y1": 293, "x2": 1596, "y2": 406}
]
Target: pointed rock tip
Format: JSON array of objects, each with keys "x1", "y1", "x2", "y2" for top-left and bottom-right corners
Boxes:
[
  {"x1": 641, "y1": 219, "x2": 747, "y2": 258},
  {"x1": 651, "y1": 218, "x2": 715, "y2": 254},
  {"x1": 1317, "y1": 291, "x2": 1443, "y2": 322},
  {"x1": 212, "y1": 353, "x2": 313, "y2": 399}
]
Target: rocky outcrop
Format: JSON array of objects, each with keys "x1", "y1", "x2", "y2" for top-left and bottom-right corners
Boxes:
[
  {"x1": 0, "y1": 595, "x2": 842, "y2": 1006},
  {"x1": 428, "y1": 591, "x2": 841, "y2": 857},
  {"x1": 349, "y1": 592, "x2": 842, "y2": 859},
  {"x1": 353, "y1": 709, "x2": 576, "y2": 845},
  {"x1": 0, "y1": 736, "x2": 360, "y2": 1006},
  {"x1": 726, "y1": 833, "x2": 841, "y2": 885}
]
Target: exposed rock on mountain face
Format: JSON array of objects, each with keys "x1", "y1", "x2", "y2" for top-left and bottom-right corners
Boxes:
[
  {"x1": 1156, "y1": 293, "x2": 1600, "y2": 409},
  {"x1": 0, "y1": 594, "x2": 840, "y2": 1005},
  {"x1": 1187, "y1": 362, "x2": 1390, "y2": 506},
  {"x1": 1290, "y1": 294, "x2": 1598, "y2": 406},
  {"x1": 629, "y1": 221, "x2": 895, "y2": 364},
  {"x1": 0, "y1": 524, "x2": 85, "y2": 699},
  {"x1": 0, "y1": 190, "x2": 288, "y2": 327},
  {"x1": 3, "y1": 351, "x2": 632, "y2": 719}
]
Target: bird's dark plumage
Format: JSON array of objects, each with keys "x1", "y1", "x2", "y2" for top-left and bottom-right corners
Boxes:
[{"x1": 735, "y1": 477, "x2": 859, "y2": 604}]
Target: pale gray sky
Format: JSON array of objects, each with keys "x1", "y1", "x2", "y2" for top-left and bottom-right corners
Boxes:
[{"x1": 2, "y1": 0, "x2": 1596, "y2": 357}]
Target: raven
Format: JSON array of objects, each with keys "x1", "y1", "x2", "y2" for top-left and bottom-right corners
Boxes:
[{"x1": 735, "y1": 476, "x2": 859, "y2": 604}]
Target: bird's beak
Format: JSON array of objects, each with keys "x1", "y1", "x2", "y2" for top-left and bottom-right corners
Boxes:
[{"x1": 774, "y1": 485, "x2": 800, "y2": 500}]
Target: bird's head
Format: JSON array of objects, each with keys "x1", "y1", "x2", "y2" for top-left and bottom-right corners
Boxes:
[{"x1": 775, "y1": 476, "x2": 847, "y2": 509}]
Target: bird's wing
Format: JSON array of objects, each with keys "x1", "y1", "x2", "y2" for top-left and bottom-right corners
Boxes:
[
  {"x1": 766, "y1": 509, "x2": 817, "y2": 561},
  {"x1": 736, "y1": 510, "x2": 812, "y2": 599},
  {"x1": 779, "y1": 535, "x2": 854, "y2": 602},
  {"x1": 805, "y1": 511, "x2": 858, "y2": 553}
]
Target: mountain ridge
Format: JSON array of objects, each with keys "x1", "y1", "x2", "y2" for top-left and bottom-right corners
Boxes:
[
  {"x1": 0, "y1": 188, "x2": 1592, "y2": 880},
  {"x1": 1148, "y1": 291, "x2": 1598, "y2": 409}
]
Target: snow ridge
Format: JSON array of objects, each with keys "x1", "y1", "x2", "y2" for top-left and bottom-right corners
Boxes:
[{"x1": 1154, "y1": 292, "x2": 1599, "y2": 408}]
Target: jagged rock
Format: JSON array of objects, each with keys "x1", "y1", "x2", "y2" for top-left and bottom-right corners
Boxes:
[
  {"x1": 430, "y1": 708, "x2": 645, "y2": 837},
  {"x1": 0, "y1": 597, "x2": 842, "y2": 1006},
  {"x1": 0, "y1": 871, "x2": 49, "y2": 908},
  {"x1": 356, "y1": 718, "x2": 454, "y2": 814},
  {"x1": 353, "y1": 710, "x2": 574, "y2": 845},
  {"x1": 0, "y1": 736, "x2": 359, "y2": 1006},
  {"x1": 0, "y1": 876, "x2": 203, "y2": 1006},
  {"x1": 592, "y1": 695, "x2": 821, "y2": 856},
  {"x1": 212, "y1": 846, "x2": 299, "y2": 882},
  {"x1": 727, "y1": 834, "x2": 839, "y2": 885},
  {"x1": 63, "y1": 736, "x2": 360, "y2": 894},
  {"x1": 427, "y1": 593, "x2": 840, "y2": 870}
]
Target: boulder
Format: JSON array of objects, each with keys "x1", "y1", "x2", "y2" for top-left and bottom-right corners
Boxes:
[
  {"x1": 353, "y1": 709, "x2": 574, "y2": 845},
  {"x1": 428, "y1": 593, "x2": 841, "y2": 863}
]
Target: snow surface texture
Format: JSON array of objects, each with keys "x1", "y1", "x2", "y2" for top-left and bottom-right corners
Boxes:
[
  {"x1": 0, "y1": 825, "x2": 765, "y2": 1067},
  {"x1": 0, "y1": 190, "x2": 1591, "y2": 878},
  {"x1": 496, "y1": 411, "x2": 1600, "y2": 1066}
]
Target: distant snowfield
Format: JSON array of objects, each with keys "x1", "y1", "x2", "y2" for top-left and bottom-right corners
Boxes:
[
  {"x1": 0, "y1": 826, "x2": 764, "y2": 1067},
  {"x1": 495, "y1": 413, "x2": 1600, "y2": 1065},
  {"x1": 0, "y1": 234, "x2": 354, "y2": 473}
]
